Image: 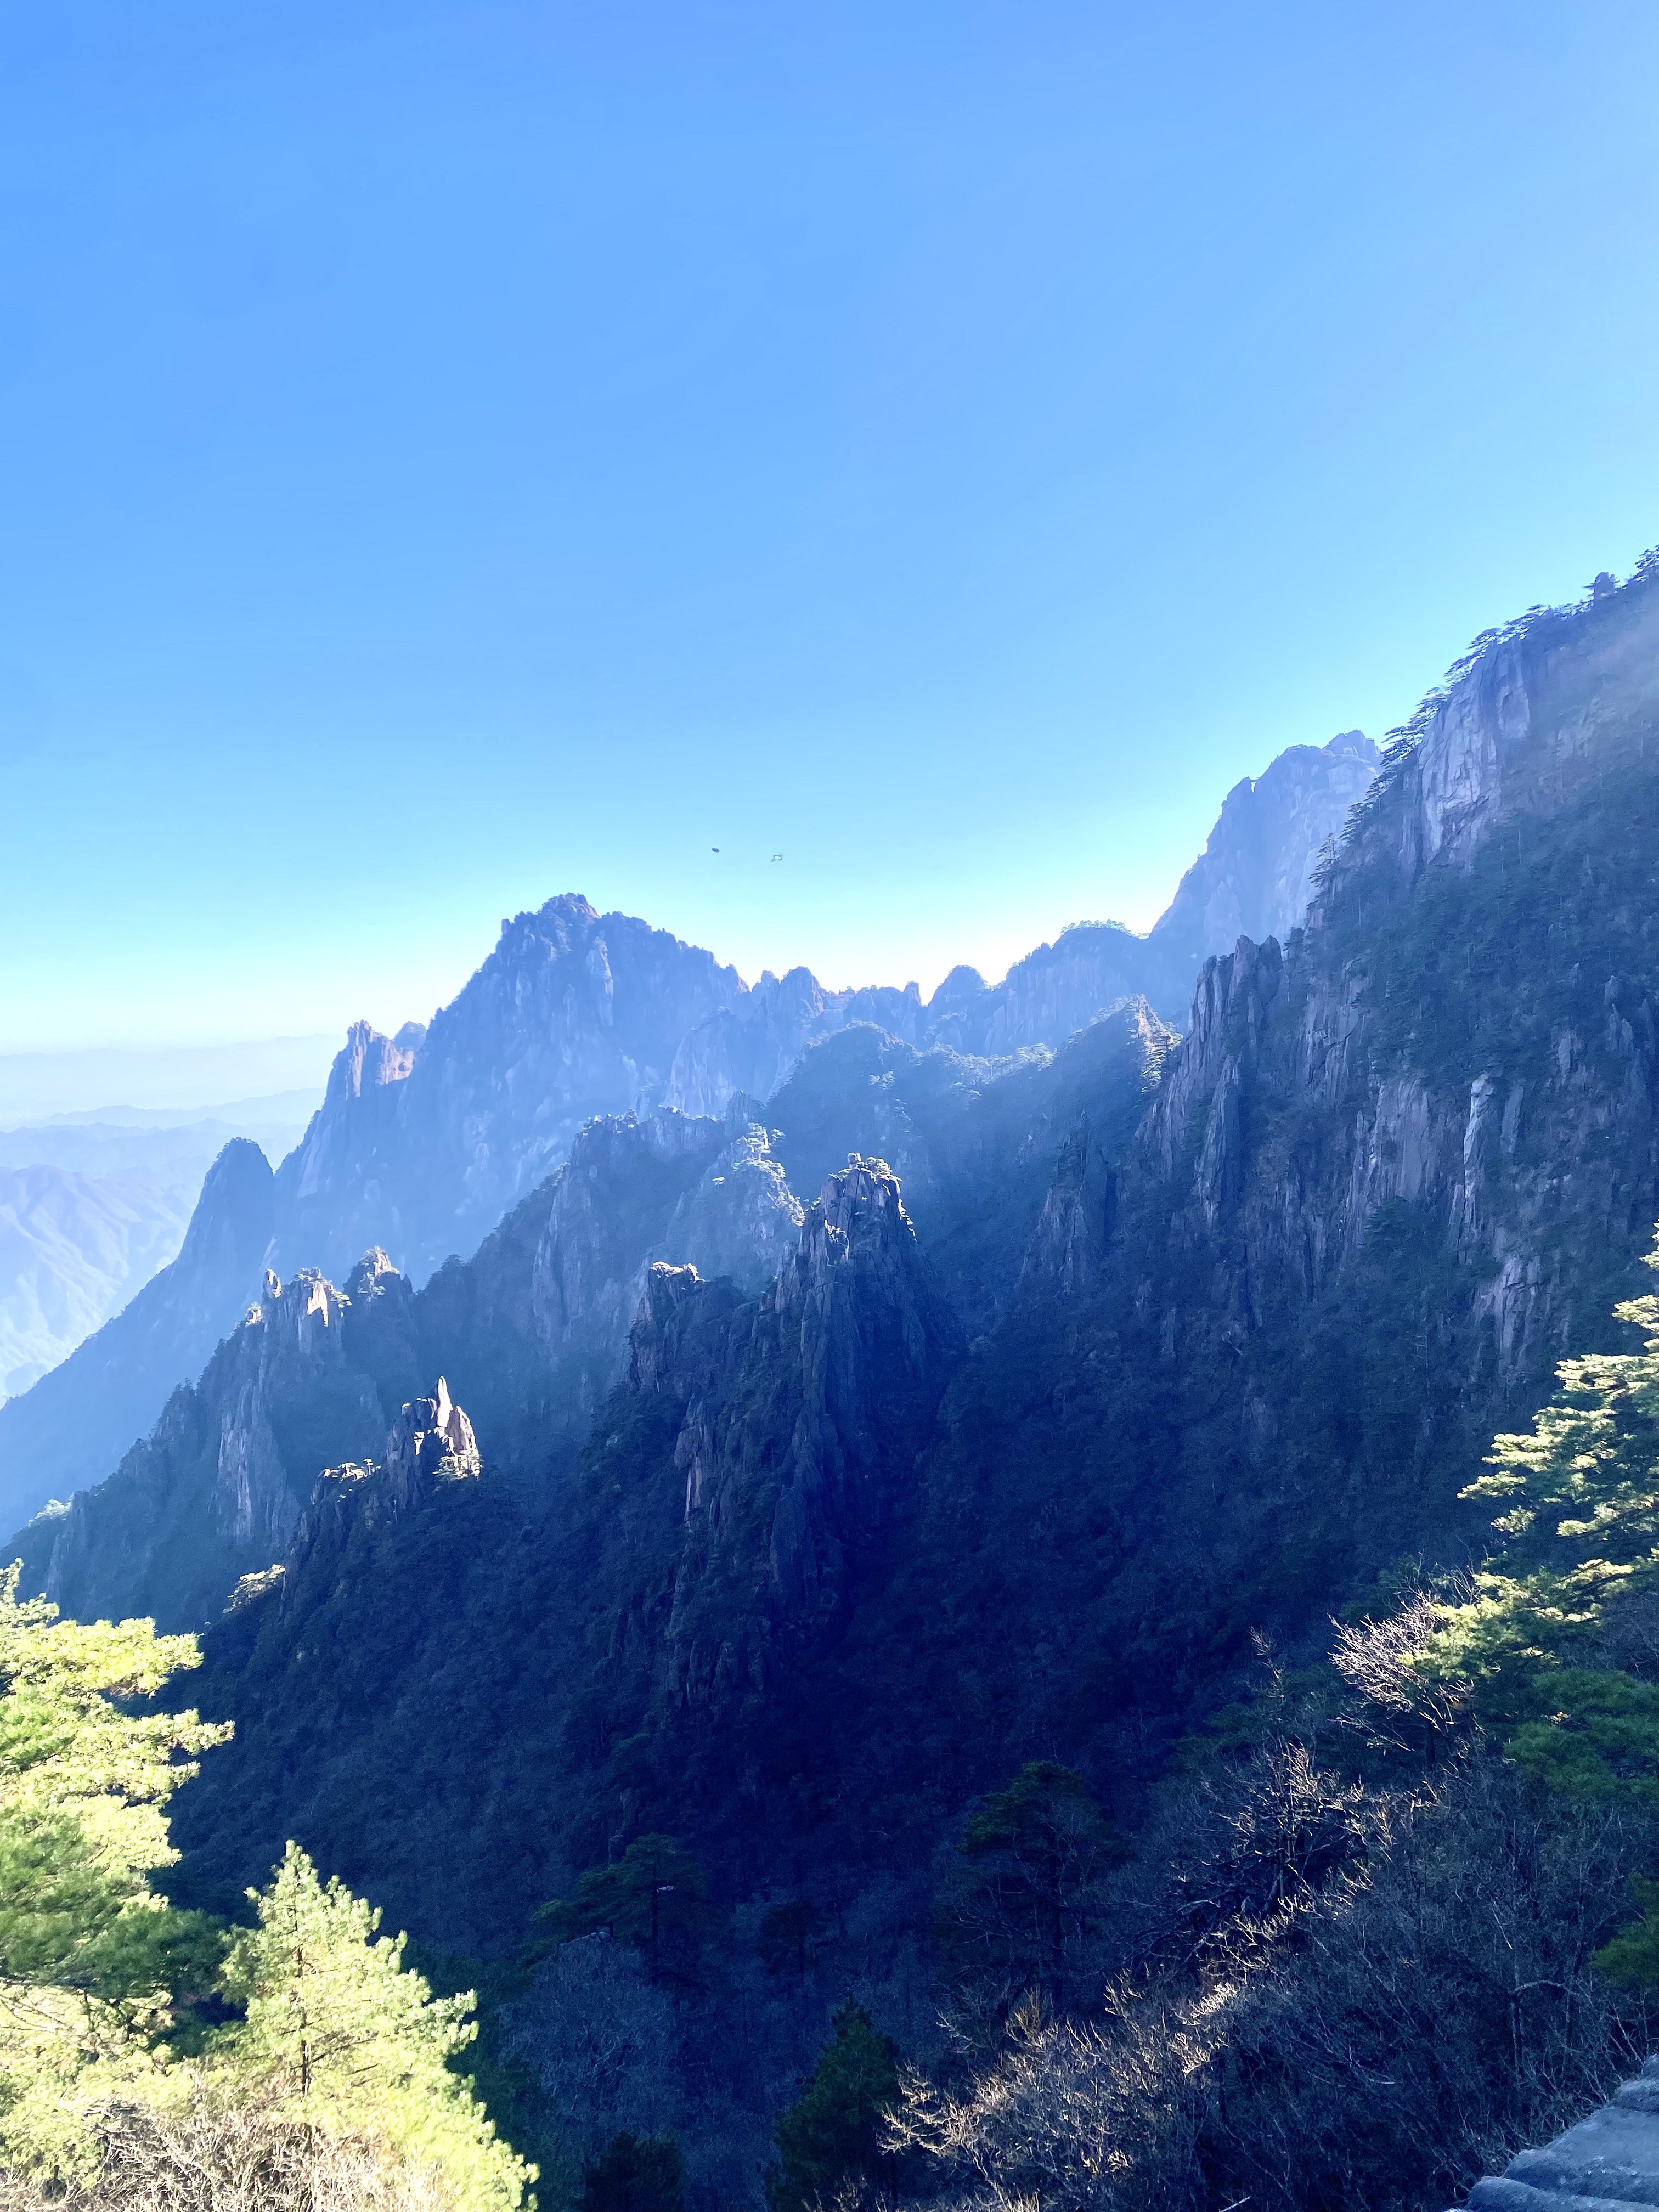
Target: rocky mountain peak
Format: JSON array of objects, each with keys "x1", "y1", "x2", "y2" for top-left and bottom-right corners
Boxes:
[
  {"x1": 383, "y1": 1376, "x2": 480, "y2": 1503},
  {"x1": 345, "y1": 1246, "x2": 399, "y2": 1297},
  {"x1": 1150, "y1": 729, "x2": 1379, "y2": 979},
  {"x1": 1318, "y1": 560, "x2": 1659, "y2": 910},
  {"x1": 339, "y1": 1020, "x2": 420, "y2": 1097}
]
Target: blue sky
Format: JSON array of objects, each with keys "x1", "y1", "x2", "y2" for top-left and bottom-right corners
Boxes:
[{"x1": 2, "y1": 0, "x2": 1657, "y2": 1076}]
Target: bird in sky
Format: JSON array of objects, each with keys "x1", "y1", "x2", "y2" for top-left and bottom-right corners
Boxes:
[{"x1": 771, "y1": 853, "x2": 783, "y2": 862}]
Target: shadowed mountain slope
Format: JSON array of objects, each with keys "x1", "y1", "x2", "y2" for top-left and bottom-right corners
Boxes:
[
  {"x1": 0, "y1": 732, "x2": 1368, "y2": 1530},
  {"x1": 0, "y1": 1141, "x2": 275, "y2": 1535},
  {"x1": 142, "y1": 562, "x2": 1659, "y2": 1964}
]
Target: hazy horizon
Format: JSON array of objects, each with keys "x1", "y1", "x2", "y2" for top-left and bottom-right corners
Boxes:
[{"x1": 3, "y1": 2, "x2": 1656, "y2": 1058}]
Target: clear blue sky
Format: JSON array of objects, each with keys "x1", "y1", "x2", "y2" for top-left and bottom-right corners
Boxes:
[{"x1": 3, "y1": 0, "x2": 1657, "y2": 1068}]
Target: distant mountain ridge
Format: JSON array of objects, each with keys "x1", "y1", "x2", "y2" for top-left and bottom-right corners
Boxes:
[
  {"x1": 0, "y1": 1113, "x2": 313, "y2": 1401},
  {"x1": 151, "y1": 554, "x2": 1659, "y2": 1975},
  {"x1": 0, "y1": 725, "x2": 1374, "y2": 1531},
  {"x1": 272, "y1": 725, "x2": 1379, "y2": 1291}
]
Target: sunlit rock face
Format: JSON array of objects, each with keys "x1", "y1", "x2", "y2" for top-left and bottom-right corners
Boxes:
[
  {"x1": 1146, "y1": 728, "x2": 1380, "y2": 1009},
  {"x1": 270, "y1": 895, "x2": 748, "y2": 1286},
  {"x1": 1127, "y1": 566, "x2": 1659, "y2": 1409}
]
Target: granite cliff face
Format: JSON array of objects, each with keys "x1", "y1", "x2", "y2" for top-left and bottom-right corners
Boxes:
[
  {"x1": 1148, "y1": 729, "x2": 1380, "y2": 1001},
  {"x1": 0, "y1": 1140, "x2": 276, "y2": 1534},
  {"x1": 1130, "y1": 565, "x2": 1659, "y2": 1429},
  {"x1": 631, "y1": 1159, "x2": 965, "y2": 1709},
  {"x1": 20, "y1": 1104, "x2": 805, "y2": 1627}
]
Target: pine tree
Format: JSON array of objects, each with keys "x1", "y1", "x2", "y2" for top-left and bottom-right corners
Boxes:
[
  {"x1": 537, "y1": 1834, "x2": 707, "y2": 1984},
  {"x1": 220, "y1": 1840, "x2": 532, "y2": 2209},
  {"x1": 0, "y1": 1563, "x2": 535, "y2": 2207},
  {"x1": 1423, "y1": 1237, "x2": 1659, "y2": 1796},
  {"x1": 766, "y1": 1999, "x2": 900, "y2": 2212},
  {"x1": 943, "y1": 1760, "x2": 1124, "y2": 2007},
  {"x1": 0, "y1": 1565, "x2": 229, "y2": 2180}
]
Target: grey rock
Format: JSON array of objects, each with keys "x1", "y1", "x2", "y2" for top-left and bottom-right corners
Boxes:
[
  {"x1": 1457, "y1": 2064, "x2": 1659, "y2": 2210},
  {"x1": 383, "y1": 1376, "x2": 480, "y2": 1502},
  {"x1": 1149, "y1": 729, "x2": 1380, "y2": 997}
]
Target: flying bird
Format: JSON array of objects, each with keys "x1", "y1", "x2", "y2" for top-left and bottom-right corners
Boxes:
[
  {"x1": 771, "y1": 853, "x2": 783, "y2": 862},
  {"x1": 711, "y1": 845, "x2": 719, "y2": 853}
]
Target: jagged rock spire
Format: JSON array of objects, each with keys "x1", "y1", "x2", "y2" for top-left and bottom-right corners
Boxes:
[{"x1": 383, "y1": 1378, "x2": 481, "y2": 1504}]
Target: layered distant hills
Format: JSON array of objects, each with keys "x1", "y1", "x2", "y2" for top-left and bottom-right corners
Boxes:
[
  {"x1": 0, "y1": 726, "x2": 1375, "y2": 1530},
  {"x1": 0, "y1": 1102, "x2": 313, "y2": 1402}
]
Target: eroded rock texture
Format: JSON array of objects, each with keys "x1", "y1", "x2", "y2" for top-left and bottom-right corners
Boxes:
[{"x1": 1460, "y1": 2061, "x2": 1659, "y2": 2212}]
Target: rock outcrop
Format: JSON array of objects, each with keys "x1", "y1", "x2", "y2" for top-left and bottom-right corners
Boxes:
[
  {"x1": 1148, "y1": 729, "x2": 1380, "y2": 1002},
  {"x1": 383, "y1": 1376, "x2": 480, "y2": 1499},
  {"x1": 1457, "y1": 2059, "x2": 1659, "y2": 2212},
  {"x1": 614, "y1": 1155, "x2": 966, "y2": 1709}
]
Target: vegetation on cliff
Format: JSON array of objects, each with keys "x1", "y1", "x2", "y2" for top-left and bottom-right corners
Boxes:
[{"x1": 0, "y1": 1570, "x2": 529, "y2": 2209}]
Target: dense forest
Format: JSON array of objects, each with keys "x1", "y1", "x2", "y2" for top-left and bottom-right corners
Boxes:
[{"x1": 12, "y1": 1252, "x2": 1659, "y2": 2208}]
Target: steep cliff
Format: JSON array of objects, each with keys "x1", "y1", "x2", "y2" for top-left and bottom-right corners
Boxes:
[
  {"x1": 0, "y1": 1140, "x2": 275, "y2": 1532},
  {"x1": 641, "y1": 1159, "x2": 965, "y2": 1708},
  {"x1": 15, "y1": 1253, "x2": 425, "y2": 1629},
  {"x1": 1148, "y1": 728, "x2": 1380, "y2": 1002},
  {"x1": 20, "y1": 1104, "x2": 805, "y2": 1628},
  {"x1": 1128, "y1": 560, "x2": 1659, "y2": 1434}
]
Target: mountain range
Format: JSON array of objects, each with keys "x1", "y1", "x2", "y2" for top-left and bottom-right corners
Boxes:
[
  {"x1": 0, "y1": 1102, "x2": 314, "y2": 1404},
  {"x1": 6, "y1": 558, "x2": 1659, "y2": 2206},
  {"x1": 123, "y1": 557, "x2": 1659, "y2": 1944},
  {"x1": 0, "y1": 725, "x2": 1375, "y2": 1532}
]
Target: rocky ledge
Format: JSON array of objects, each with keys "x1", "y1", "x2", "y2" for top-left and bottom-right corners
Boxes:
[{"x1": 1459, "y1": 2061, "x2": 1659, "y2": 2211}]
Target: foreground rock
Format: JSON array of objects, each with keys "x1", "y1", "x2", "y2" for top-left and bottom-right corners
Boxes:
[{"x1": 1460, "y1": 2061, "x2": 1659, "y2": 2211}]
